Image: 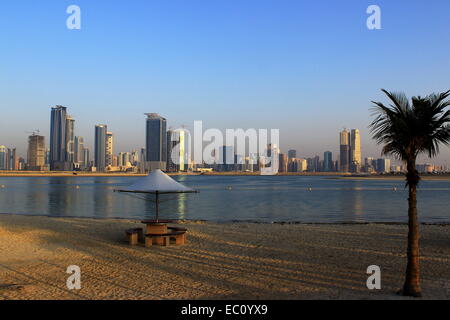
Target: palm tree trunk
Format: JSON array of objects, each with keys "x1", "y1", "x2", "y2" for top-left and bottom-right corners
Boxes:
[{"x1": 402, "y1": 161, "x2": 422, "y2": 297}]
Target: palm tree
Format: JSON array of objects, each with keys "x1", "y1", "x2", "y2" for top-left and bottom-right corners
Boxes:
[{"x1": 370, "y1": 89, "x2": 450, "y2": 297}]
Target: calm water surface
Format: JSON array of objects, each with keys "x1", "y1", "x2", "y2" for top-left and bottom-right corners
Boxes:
[{"x1": 0, "y1": 176, "x2": 449, "y2": 223}]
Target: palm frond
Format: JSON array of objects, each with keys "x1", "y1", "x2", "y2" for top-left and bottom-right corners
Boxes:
[{"x1": 369, "y1": 89, "x2": 450, "y2": 184}]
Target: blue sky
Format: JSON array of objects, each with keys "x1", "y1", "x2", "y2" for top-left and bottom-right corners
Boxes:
[{"x1": 1, "y1": 0, "x2": 449, "y2": 165}]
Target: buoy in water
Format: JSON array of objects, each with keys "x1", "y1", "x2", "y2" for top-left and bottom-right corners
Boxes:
[
  {"x1": 307, "y1": 187, "x2": 312, "y2": 191},
  {"x1": 227, "y1": 186, "x2": 232, "y2": 190}
]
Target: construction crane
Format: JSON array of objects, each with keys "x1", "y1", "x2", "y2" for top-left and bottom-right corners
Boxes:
[{"x1": 25, "y1": 129, "x2": 41, "y2": 136}]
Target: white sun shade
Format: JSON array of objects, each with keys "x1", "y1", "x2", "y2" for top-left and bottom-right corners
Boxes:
[{"x1": 116, "y1": 169, "x2": 196, "y2": 194}]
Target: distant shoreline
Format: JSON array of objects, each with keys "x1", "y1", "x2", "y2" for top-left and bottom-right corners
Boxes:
[
  {"x1": 1, "y1": 171, "x2": 450, "y2": 180},
  {"x1": 0, "y1": 171, "x2": 351, "y2": 177}
]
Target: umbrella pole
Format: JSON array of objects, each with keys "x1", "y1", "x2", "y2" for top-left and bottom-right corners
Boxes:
[{"x1": 155, "y1": 191, "x2": 159, "y2": 222}]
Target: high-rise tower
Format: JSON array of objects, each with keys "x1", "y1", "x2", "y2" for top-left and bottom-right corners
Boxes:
[
  {"x1": 27, "y1": 134, "x2": 46, "y2": 171},
  {"x1": 95, "y1": 125, "x2": 107, "y2": 172},
  {"x1": 49, "y1": 105, "x2": 67, "y2": 170},
  {"x1": 145, "y1": 113, "x2": 167, "y2": 171},
  {"x1": 350, "y1": 129, "x2": 362, "y2": 173},
  {"x1": 106, "y1": 132, "x2": 114, "y2": 167},
  {"x1": 339, "y1": 129, "x2": 351, "y2": 172}
]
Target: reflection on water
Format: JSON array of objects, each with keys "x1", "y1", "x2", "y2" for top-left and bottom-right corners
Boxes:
[{"x1": 0, "y1": 176, "x2": 449, "y2": 223}]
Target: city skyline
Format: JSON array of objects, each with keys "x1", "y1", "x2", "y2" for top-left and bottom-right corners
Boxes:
[
  {"x1": 1, "y1": 105, "x2": 449, "y2": 169},
  {"x1": 1, "y1": 105, "x2": 447, "y2": 174}
]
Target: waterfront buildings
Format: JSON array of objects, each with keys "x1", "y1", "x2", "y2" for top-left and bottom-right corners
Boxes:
[
  {"x1": 94, "y1": 124, "x2": 107, "y2": 172},
  {"x1": 106, "y1": 132, "x2": 114, "y2": 167},
  {"x1": 49, "y1": 106, "x2": 68, "y2": 170},
  {"x1": 339, "y1": 128, "x2": 361, "y2": 173},
  {"x1": 167, "y1": 129, "x2": 189, "y2": 172},
  {"x1": 66, "y1": 116, "x2": 75, "y2": 164},
  {"x1": 288, "y1": 158, "x2": 308, "y2": 172},
  {"x1": 27, "y1": 134, "x2": 46, "y2": 171},
  {"x1": 350, "y1": 129, "x2": 362, "y2": 172},
  {"x1": 278, "y1": 153, "x2": 288, "y2": 173},
  {"x1": 0, "y1": 146, "x2": 6, "y2": 170},
  {"x1": 339, "y1": 129, "x2": 351, "y2": 172},
  {"x1": 145, "y1": 113, "x2": 167, "y2": 171},
  {"x1": 376, "y1": 158, "x2": 391, "y2": 173},
  {"x1": 49, "y1": 106, "x2": 76, "y2": 170},
  {"x1": 324, "y1": 151, "x2": 333, "y2": 172},
  {"x1": 82, "y1": 148, "x2": 90, "y2": 170},
  {"x1": 6, "y1": 148, "x2": 17, "y2": 170}
]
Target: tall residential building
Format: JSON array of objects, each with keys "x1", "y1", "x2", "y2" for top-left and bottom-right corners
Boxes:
[
  {"x1": 106, "y1": 132, "x2": 114, "y2": 167},
  {"x1": 145, "y1": 113, "x2": 167, "y2": 171},
  {"x1": 376, "y1": 158, "x2": 391, "y2": 173},
  {"x1": 339, "y1": 129, "x2": 351, "y2": 172},
  {"x1": 167, "y1": 129, "x2": 189, "y2": 172},
  {"x1": 118, "y1": 152, "x2": 132, "y2": 167},
  {"x1": 66, "y1": 116, "x2": 75, "y2": 163},
  {"x1": 350, "y1": 129, "x2": 362, "y2": 173},
  {"x1": 288, "y1": 150, "x2": 297, "y2": 159},
  {"x1": 288, "y1": 158, "x2": 307, "y2": 172},
  {"x1": 6, "y1": 148, "x2": 17, "y2": 170},
  {"x1": 49, "y1": 105, "x2": 68, "y2": 170},
  {"x1": 74, "y1": 136, "x2": 84, "y2": 164},
  {"x1": 364, "y1": 157, "x2": 376, "y2": 173},
  {"x1": 0, "y1": 146, "x2": 6, "y2": 170},
  {"x1": 139, "y1": 148, "x2": 146, "y2": 172},
  {"x1": 82, "y1": 148, "x2": 90, "y2": 169},
  {"x1": 324, "y1": 151, "x2": 333, "y2": 172},
  {"x1": 95, "y1": 125, "x2": 107, "y2": 171},
  {"x1": 278, "y1": 153, "x2": 288, "y2": 173},
  {"x1": 166, "y1": 130, "x2": 175, "y2": 172},
  {"x1": 27, "y1": 134, "x2": 46, "y2": 171},
  {"x1": 45, "y1": 149, "x2": 50, "y2": 166},
  {"x1": 131, "y1": 151, "x2": 139, "y2": 166}
]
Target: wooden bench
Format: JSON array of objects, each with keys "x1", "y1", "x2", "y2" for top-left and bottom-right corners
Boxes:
[
  {"x1": 125, "y1": 228, "x2": 144, "y2": 246},
  {"x1": 168, "y1": 227, "x2": 188, "y2": 243},
  {"x1": 145, "y1": 231, "x2": 187, "y2": 247}
]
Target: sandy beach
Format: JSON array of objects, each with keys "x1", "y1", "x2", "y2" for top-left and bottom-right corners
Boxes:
[{"x1": 0, "y1": 214, "x2": 448, "y2": 300}]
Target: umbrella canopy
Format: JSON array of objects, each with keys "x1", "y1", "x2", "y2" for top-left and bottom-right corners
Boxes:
[{"x1": 116, "y1": 169, "x2": 196, "y2": 194}]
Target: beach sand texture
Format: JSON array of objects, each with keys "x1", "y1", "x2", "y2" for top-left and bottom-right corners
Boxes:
[{"x1": 0, "y1": 214, "x2": 448, "y2": 300}]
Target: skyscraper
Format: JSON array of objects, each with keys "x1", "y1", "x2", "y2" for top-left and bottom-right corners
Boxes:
[
  {"x1": 74, "y1": 136, "x2": 84, "y2": 164},
  {"x1": 167, "y1": 129, "x2": 189, "y2": 172},
  {"x1": 95, "y1": 125, "x2": 107, "y2": 172},
  {"x1": 0, "y1": 146, "x2": 6, "y2": 170},
  {"x1": 324, "y1": 151, "x2": 333, "y2": 172},
  {"x1": 278, "y1": 153, "x2": 288, "y2": 173},
  {"x1": 49, "y1": 105, "x2": 67, "y2": 170},
  {"x1": 350, "y1": 129, "x2": 361, "y2": 173},
  {"x1": 82, "y1": 148, "x2": 90, "y2": 169},
  {"x1": 166, "y1": 130, "x2": 176, "y2": 172},
  {"x1": 339, "y1": 129, "x2": 351, "y2": 172},
  {"x1": 145, "y1": 113, "x2": 167, "y2": 171},
  {"x1": 66, "y1": 116, "x2": 75, "y2": 163},
  {"x1": 27, "y1": 134, "x2": 46, "y2": 171},
  {"x1": 376, "y1": 158, "x2": 391, "y2": 173},
  {"x1": 106, "y1": 132, "x2": 114, "y2": 167},
  {"x1": 6, "y1": 148, "x2": 17, "y2": 170},
  {"x1": 139, "y1": 148, "x2": 146, "y2": 172}
]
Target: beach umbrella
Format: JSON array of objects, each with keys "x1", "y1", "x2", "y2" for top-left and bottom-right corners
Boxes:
[{"x1": 115, "y1": 169, "x2": 197, "y2": 221}]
